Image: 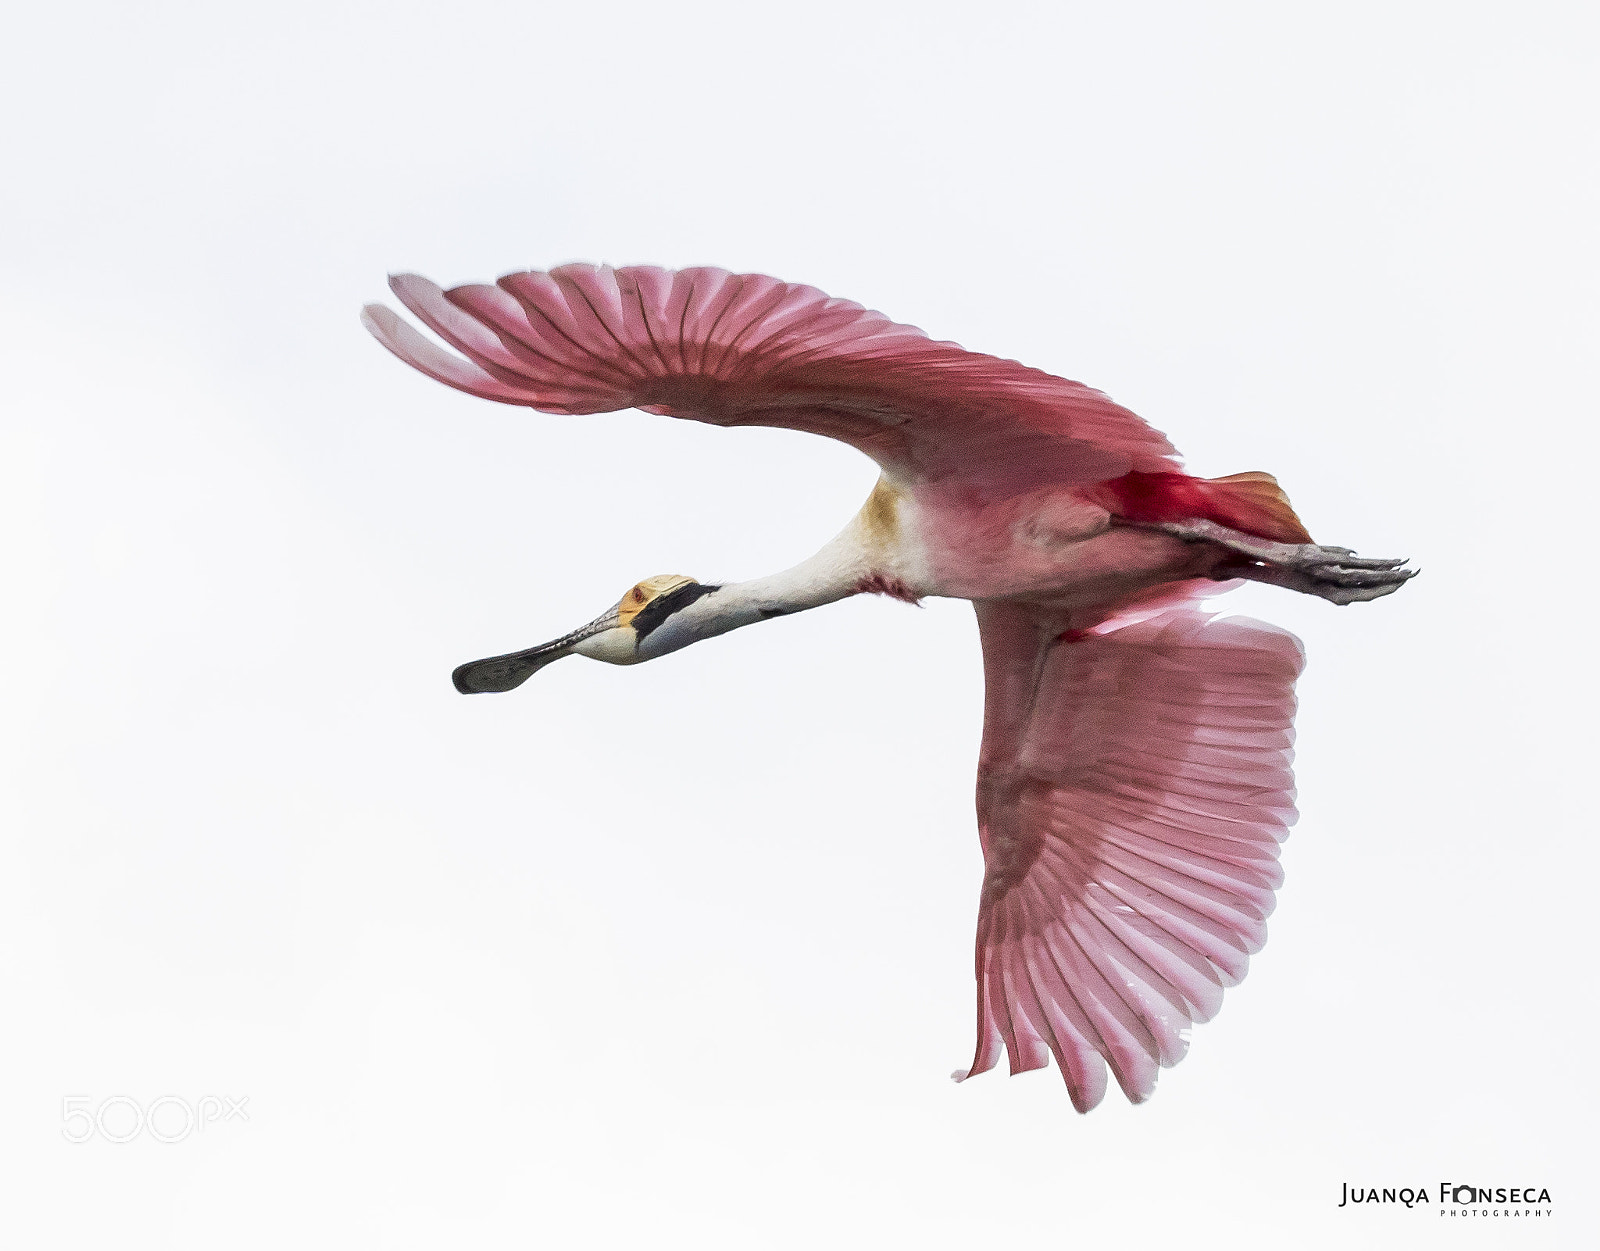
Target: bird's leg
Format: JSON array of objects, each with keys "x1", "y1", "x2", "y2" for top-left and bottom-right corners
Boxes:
[{"x1": 1130, "y1": 518, "x2": 1418, "y2": 605}]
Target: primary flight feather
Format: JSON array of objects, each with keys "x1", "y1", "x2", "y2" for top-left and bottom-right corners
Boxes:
[{"x1": 363, "y1": 262, "x2": 1413, "y2": 1110}]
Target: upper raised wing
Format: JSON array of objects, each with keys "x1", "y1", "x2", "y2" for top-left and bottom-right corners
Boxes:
[
  {"x1": 962, "y1": 602, "x2": 1304, "y2": 1111},
  {"x1": 362, "y1": 264, "x2": 1180, "y2": 490}
]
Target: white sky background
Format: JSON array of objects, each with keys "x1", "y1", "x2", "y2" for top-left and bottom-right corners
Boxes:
[{"x1": 2, "y1": 1, "x2": 1595, "y2": 1246}]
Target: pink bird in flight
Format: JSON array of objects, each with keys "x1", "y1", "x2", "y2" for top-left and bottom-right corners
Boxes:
[{"x1": 362, "y1": 264, "x2": 1414, "y2": 1111}]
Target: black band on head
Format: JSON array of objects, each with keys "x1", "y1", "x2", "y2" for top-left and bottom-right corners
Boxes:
[{"x1": 631, "y1": 581, "x2": 720, "y2": 640}]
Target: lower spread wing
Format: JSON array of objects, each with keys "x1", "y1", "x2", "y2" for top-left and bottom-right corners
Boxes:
[
  {"x1": 362, "y1": 264, "x2": 1179, "y2": 489},
  {"x1": 962, "y1": 602, "x2": 1305, "y2": 1111}
]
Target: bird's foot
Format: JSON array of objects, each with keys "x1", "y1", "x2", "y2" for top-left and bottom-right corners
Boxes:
[
  {"x1": 1222, "y1": 554, "x2": 1416, "y2": 604},
  {"x1": 1140, "y1": 518, "x2": 1418, "y2": 605}
]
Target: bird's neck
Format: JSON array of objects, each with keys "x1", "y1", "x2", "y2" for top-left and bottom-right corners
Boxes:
[
  {"x1": 636, "y1": 484, "x2": 912, "y2": 660},
  {"x1": 721, "y1": 478, "x2": 918, "y2": 620},
  {"x1": 712, "y1": 526, "x2": 879, "y2": 626}
]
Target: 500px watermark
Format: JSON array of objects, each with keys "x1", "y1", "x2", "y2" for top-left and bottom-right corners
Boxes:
[{"x1": 61, "y1": 1095, "x2": 249, "y2": 1144}]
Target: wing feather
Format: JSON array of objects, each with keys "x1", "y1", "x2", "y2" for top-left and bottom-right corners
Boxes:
[
  {"x1": 360, "y1": 304, "x2": 532, "y2": 405},
  {"x1": 963, "y1": 603, "x2": 1305, "y2": 1109},
  {"x1": 363, "y1": 263, "x2": 1180, "y2": 486}
]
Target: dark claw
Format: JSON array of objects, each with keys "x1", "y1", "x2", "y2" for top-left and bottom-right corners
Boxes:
[
  {"x1": 1306, "y1": 552, "x2": 1408, "y2": 570},
  {"x1": 1321, "y1": 566, "x2": 1415, "y2": 587}
]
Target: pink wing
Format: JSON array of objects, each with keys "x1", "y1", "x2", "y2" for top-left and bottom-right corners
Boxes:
[
  {"x1": 361, "y1": 264, "x2": 1179, "y2": 488},
  {"x1": 962, "y1": 603, "x2": 1305, "y2": 1111}
]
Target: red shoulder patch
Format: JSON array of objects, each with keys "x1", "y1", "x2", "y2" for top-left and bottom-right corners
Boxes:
[{"x1": 1085, "y1": 470, "x2": 1313, "y2": 545}]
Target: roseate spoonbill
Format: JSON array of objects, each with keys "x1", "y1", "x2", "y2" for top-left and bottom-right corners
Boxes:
[{"x1": 362, "y1": 264, "x2": 1414, "y2": 1111}]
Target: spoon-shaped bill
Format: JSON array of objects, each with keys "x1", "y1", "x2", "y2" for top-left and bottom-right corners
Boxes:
[{"x1": 452, "y1": 612, "x2": 618, "y2": 694}]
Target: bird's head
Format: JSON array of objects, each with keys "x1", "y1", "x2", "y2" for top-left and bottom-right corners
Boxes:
[{"x1": 451, "y1": 574, "x2": 723, "y2": 694}]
